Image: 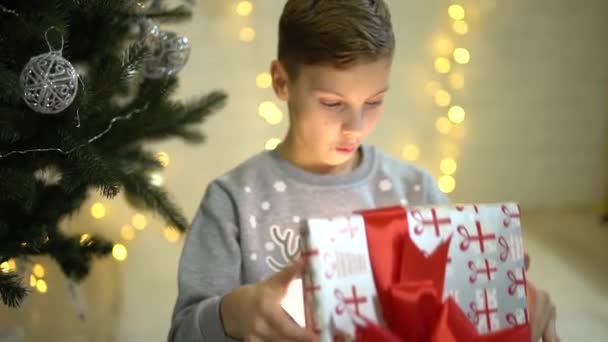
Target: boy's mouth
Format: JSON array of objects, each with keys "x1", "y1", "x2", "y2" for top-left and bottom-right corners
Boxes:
[{"x1": 336, "y1": 145, "x2": 357, "y2": 154}]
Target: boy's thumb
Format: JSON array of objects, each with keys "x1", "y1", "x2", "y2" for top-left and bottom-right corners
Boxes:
[{"x1": 269, "y1": 257, "x2": 305, "y2": 289}]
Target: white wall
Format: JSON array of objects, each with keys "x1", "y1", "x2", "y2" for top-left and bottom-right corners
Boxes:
[{"x1": 1, "y1": 1, "x2": 606, "y2": 341}]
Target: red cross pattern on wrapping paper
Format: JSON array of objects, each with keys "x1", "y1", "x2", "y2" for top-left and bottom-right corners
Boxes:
[
  {"x1": 411, "y1": 208, "x2": 452, "y2": 237},
  {"x1": 468, "y1": 259, "x2": 498, "y2": 284},
  {"x1": 457, "y1": 219, "x2": 497, "y2": 253},
  {"x1": 506, "y1": 308, "x2": 530, "y2": 326},
  {"x1": 501, "y1": 204, "x2": 522, "y2": 228},
  {"x1": 334, "y1": 285, "x2": 368, "y2": 316},
  {"x1": 498, "y1": 236, "x2": 510, "y2": 262},
  {"x1": 469, "y1": 288, "x2": 499, "y2": 333},
  {"x1": 301, "y1": 248, "x2": 322, "y2": 334},
  {"x1": 329, "y1": 217, "x2": 360, "y2": 242},
  {"x1": 507, "y1": 267, "x2": 528, "y2": 298},
  {"x1": 324, "y1": 251, "x2": 337, "y2": 280}
]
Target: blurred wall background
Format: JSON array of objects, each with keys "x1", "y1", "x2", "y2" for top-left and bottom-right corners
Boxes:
[{"x1": 1, "y1": 0, "x2": 607, "y2": 341}]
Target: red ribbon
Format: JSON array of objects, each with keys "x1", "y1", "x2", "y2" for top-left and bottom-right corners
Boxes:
[{"x1": 355, "y1": 206, "x2": 531, "y2": 342}]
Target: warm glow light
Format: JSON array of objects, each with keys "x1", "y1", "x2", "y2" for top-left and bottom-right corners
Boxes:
[
  {"x1": 121, "y1": 224, "x2": 135, "y2": 241},
  {"x1": 440, "y1": 158, "x2": 458, "y2": 175},
  {"x1": 449, "y1": 73, "x2": 465, "y2": 90},
  {"x1": 29, "y1": 275, "x2": 37, "y2": 287},
  {"x1": 0, "y1": 262, "x2": 8, "y2": 273},
  {"x1": 438, "y1": 175, "x2": 456, "y2": 193},
  {"x1": 265, "y1": 138, "x2": 281, "y2": 150},
  {"x1": 7, "y1": 259, "x2": 16, "y2": 271},
  {"x1": 149, "y1": 172, "x2": 164, "y2": 187},
  {"x1": 259, "y1": 101, "x2": 276, "y2": 118},
  {"x1": 80, "y1": 233, "x2": 91, "y2": 245},
  {"x1": 434, "y1": 90, "x2": 452, "y2": 107},
  {"x1": 434, "y1": 57, "x2": 451, "y2": 74},
  {"x1": 36, "y1": 279, "x2": 48, "y2": 293},
  {"x1": 90, "y1": 202, "x2": 106, "y2": 219},
  {"x1": 402, "y1": 144, "x2": 420, "y2": 161},
  {"x1": 156, "y1": 152, "x2": 170, "y2": 167},
  {"x1": 164, "y1": 226, "x2": 181, "y2": 243},
  {"x1": 112, "y1": 244, "x2": 128, "y2": 261},
  {"x1": 256, "y1": 73, "x2": 272, "y2": 89},
  {"x1": 235, "y1": 1, "x2": 253, "y2": 16},
  {"x1": 132, "y1": 214, "x2": 147, "y2": 231},
  {"x1": 239, "y1": 27, "x2": 255, "y2": 42},
  {"x1": 436, "y1": 117, "x2": 453, "y2": 134},
  {"x1": 454, "y1": 48, "x2": 471, "y2": 64},
  {"x1": 448, "y1": 5, "x2": 465, "y2": 20},
  {"x1": 434, "y1": 38, "x2": 454, "y2": 56},
  {"x1": 453, "y1": 20, "x2": 469, "y2": 35},
  {"x1": 258, "y1": 101, "x2": 283, "y2": 125},
  {"x1": 448, "y1": 106, "x2": 466, "y2": 123},
  {"x1": 32, "y1": 264, "x2": 45, "y2": 278}
]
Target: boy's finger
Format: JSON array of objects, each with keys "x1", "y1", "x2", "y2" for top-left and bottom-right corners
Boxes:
[
  {"x1": 268, "y1": 258, "x2": 305, "y2": 289},
  {"x1": 542, "y1": 318, "x2": 559, "y2": 342}
]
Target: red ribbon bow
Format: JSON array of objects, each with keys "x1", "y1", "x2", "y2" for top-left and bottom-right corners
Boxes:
[{"x1": 355, "y1": 206, "x2": 531, "y2": 342}]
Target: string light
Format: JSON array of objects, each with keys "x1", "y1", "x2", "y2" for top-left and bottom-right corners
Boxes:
[
  {"x1": 433, "y1": 38, "x2": 454, "y2": 56},
  {"x1": 0, "y1": 262, "x2": 8, "y2": 273},
  {"x1": 448, "y1": 106, "x2": 466, "y2": 123},
  {"x1": 434, "y1": 90, "x2": 452, "y2": 107},
  {"x1": 258, "y1": 101, "x2": 283, "y2": 125},
  {"x1": 121, "y1": 224, "x2": 135, "y2": 241},
  {"x1": 235, "y1": 1, "x2": 253, "y2": 16},
  {"x1": 32, "y1": 264, "x2": 45, "y2": 278},
  {"x1": 265, "y1": 138, "x2": 281, "y2": 150},
  {"x1": 434, "y1": 57, "x2": 451, "y2": 74},
  {"x1": 36, "y1": 279, "x2": 48, "y2": 293},
  {"x1": 448, "y1": 5, "x2": 465, "y2": 20},
  {"x1": 435, "y1": 117, "x2": 453, "y2": 134},
  {"x1": 452, "y1": 20, "x2": 469, "y2": 35},
  {"x1": 448, "y1": 73, "x2": 465, "y2": 90},
  {"x1": 149, "y1": 172, "x2": 164, "y2": 187},
  {"x1": 7, "y1": 259, "x2": 16, "y2": 271},
  {"x1": 29, "y1": 275, "x2": 37, "y2": 287},
  {"x1": 90, "y1": 202, "x2": 106, "y2": 219},
  {"x1": 155, "y1": 152, "x2": 170, "y2": 167},
  {"x1": 256, "y1": 73, "x2": 272, "y2": 89},
  {"x1": 239, "y1": 27, "x2": 255, "y2": 42},
  {"x1": 163, "y1": 226, "x2": 180, "y2": 243},
  {"x1": 112, "y1": 244, "x2": 128, "y2": 261},
  {"x1": 80, "y1": 233, "x2": 91, "y2": 245},
  {"x1": 440, "y1": 158, "x2": 458, "y2": 175},
  {"x1": 453, "y1": 48, "x2": 471, "y2": 64},
  {"x1": 402, "y1": 144, "x2": 420, "y2": 161},
  {"x1": 438, "y1": 175, "x2": 456, "y2": 193},
  {"x1": 132, "y1": 214, "x2": 147, "y2": 231}
]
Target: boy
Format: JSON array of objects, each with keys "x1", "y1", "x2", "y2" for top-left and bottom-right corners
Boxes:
[{"x1": 168, "y1": 1, "x2": 558, "y2": 341}]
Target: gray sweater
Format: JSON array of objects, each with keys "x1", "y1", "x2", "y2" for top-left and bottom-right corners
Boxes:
[{"x1": 168, "y1": 145, "x2": 449, "y2": 341}]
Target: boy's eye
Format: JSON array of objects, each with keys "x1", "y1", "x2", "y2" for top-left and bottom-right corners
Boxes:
[
  {"x1": 321, "y1": 101, "x2": 342, "y2": 108},
  {"x1": 366, "y1": 100, "x2": 383, "y2": 106}
]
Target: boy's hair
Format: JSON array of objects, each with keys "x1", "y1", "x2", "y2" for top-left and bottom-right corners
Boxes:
[{"x1": 278, "y1": 0, "x2": 395, "y2": 79}]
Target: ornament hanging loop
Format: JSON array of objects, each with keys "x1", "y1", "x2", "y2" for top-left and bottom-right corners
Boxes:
[{"x1": 44, "y1": 26, "x2": 65, "y2": 54}]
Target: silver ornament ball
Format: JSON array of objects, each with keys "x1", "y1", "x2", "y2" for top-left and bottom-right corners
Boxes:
[
  {"x1": 143, "y1": 31, "x2": 191, "y2": 79},
  {"x1": 20, "y1": 52, "x2": 79, "y2": 114}
]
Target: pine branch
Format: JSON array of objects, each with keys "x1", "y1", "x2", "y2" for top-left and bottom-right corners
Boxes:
[
  {"x1": 0, "y1": 272, "x2": 27, "y2": 308},
  {"x1": 121, "y1": 171, "x2": 188, "y2": 231}
]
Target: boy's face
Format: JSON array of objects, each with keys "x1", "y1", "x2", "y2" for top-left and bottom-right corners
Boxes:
[{"x1": 272, "y1": 57, "x2": 392, "y2": 171}]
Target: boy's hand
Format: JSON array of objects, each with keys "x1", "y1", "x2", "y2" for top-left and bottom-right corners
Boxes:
[
  {"x1": 221, "y1": 258, "x2": 317, "y2": 342},
  {"x1": 525, "y1": 253, "x2": 561, "y2": 342}
]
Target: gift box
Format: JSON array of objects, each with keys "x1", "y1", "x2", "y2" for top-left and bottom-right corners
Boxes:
[{"x1": 301, "y1": 204, "x2": 531, "y2": 342}]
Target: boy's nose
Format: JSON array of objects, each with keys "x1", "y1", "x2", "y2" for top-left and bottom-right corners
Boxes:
[{"x1": 342, "y1": 110, "x2": 364, "y2": 135}]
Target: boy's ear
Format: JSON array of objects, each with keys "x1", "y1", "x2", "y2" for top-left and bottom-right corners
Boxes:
[{"x1": 271, "y1": 60, "x2": 289, "y2": 101}]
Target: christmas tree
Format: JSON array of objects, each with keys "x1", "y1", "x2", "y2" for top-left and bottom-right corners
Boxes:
[{"x1": 0, "y1": 0, "x2": 226, "y2": 308}]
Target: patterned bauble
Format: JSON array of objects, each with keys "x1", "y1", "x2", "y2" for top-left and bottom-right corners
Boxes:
[
  {"x1": 20, "y1": 51, "x2": 78, "y2": 114},
  {"x1": 142, "y1": 29, "x2": 191, "y2": 79}
]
